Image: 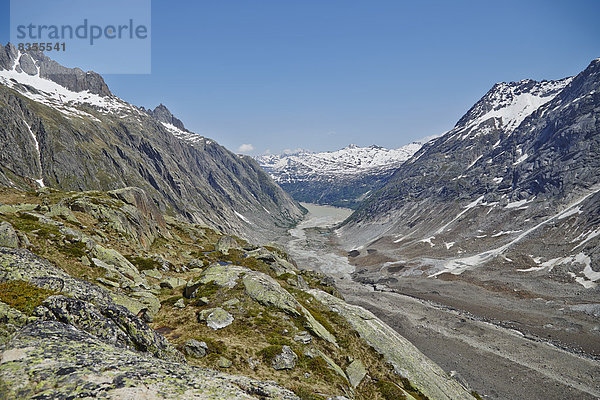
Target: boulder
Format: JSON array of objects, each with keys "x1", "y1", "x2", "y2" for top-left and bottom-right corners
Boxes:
[
  {"x1": 174, "y1": 298, "x2": 185, "y2": 308},
  {"x1": 206, "y1": 308, "x2": 234, "y2": 330},
  {"x1": 223, "y1": 298, "x2": 240, "y2": 308},
  {"x1": 218, "y1": 356, "x2": 233, "y2": 368},
  {"x1": 272, "y1": 345, "x2": 298, "y2": 370},
  {"x1": 91, "y1": 244, "x2": 147, "y2": 287},
  {"x1": 143, "y1": 269, "x2": 163, "y2": 279},
  {"x1": 293, "y1": 331, "x2": 312, "y2": 344},
  {"x1": 183, "y1": 339, "x2": 207, "y2": 358},
  {"x1": 345, "y1": 359, "x2": 367, "y2": 388},
  {"x1": 0, "y1": 221, "x2": 19, "y2": 248},
  {"x1": 160, "y1": 277, "x2": 186, "y2": 289},
  {"x1": 184, "y1": 264, "x2": 249, "y2": 298},
  {"x1": 215, "y1": 235, "x2": 240, "y2": 255},
  {"x1": 44, "y1": 204, "x2": 79, "y2": 224}
]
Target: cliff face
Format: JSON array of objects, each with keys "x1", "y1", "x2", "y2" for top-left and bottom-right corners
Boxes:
[{"x1": 0, "y1": 43, "x2": 304, "y2": 242}]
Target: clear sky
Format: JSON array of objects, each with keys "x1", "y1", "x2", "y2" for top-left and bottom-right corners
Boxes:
[{"x1": 1, "y1": 1, "x2": 599, "y2": 155}]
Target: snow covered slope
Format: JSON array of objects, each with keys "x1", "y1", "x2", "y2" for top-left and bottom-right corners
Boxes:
[{"x1": 256, "y1": 142, "x2": 425, "y2": 208}]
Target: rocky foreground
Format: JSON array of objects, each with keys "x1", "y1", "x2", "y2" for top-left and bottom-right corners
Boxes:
[{"x1": 0, "y1": 186, "x2": 475, "y2": 399}]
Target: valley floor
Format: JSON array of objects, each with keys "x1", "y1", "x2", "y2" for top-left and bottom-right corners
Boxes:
[{"x1": 277, "y1": 204, "x2": 600, "y2": 400}]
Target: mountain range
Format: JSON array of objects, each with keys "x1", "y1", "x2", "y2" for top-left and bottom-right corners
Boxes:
[{"x1": 256, "y1": 142, "x2": 424, "y2": 208}]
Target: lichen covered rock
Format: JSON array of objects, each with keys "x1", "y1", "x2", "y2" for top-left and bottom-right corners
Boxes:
[
  {"x1": 310, "y1": 289, "x2": 473, "y2": 400},
  {"x1": 183, "y1": 339, "x2": 207, "y2": 358},
  {"x1": 216, "y1": 235, "x2": 240, "y2": 255},
  {"x1": 0, "y1": 321, "x2": 299, "y2": 399},
  {"x1": 206, "y1": 307, "x2": 234, "y2": 330},
  {"x1": 243, "y1": 272, "x2": 337, "y2": 345},
  {"x1": 272, "y1": 345, "x2": 298, "y2": 370},
  {"x1": 0, "y1": 221, "x2": 19, "y2": 248},
  {"x1": 345, "y1": 359, "x2": 367, "y2": 388}
]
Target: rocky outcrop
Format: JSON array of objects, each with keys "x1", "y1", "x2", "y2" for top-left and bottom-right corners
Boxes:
[
  {"x1": 67, "y1": 189, "x2": 166, "y2": 248},
  {"x1": 0, "y1": 247, "x2": 182, "y2": 362},
  {"x1": 0, "y1": 321, "x2": 299, "y2": 399},
  {"x1": 243, "y1": 271, "x2": 338, "y2": 345},
  {"x1": 346, "y1": 359, "x2": 367, "y2": 388},
  {"x1": 310, "y1": 289, "x2": 473, "y2": 400}
]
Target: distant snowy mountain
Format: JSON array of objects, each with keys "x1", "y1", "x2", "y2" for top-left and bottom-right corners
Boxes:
[{"x1": 256, "y1": 142, "x2": 425, "y2": 208}]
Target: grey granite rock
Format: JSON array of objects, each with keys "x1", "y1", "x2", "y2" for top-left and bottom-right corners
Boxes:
[{"x1": 272, "y1": 345, "x2": 297, "y2": 370}]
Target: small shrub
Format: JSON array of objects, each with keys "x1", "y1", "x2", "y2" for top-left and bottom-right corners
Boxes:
[
  {"x1": 376, "y1": 380, "x2": 407, "y2": 400},
  {"x1": 125, "y1": 255, "x2": 162, "y2": 271},
  {"x1": 195, "y1": 337, "x2": 227, "y2": 355},
  {"x1": 0, "y1": 280, "x2": 58, "y2": 315},
  {"x1": 257, "y1": 345, "x2": 282, "y2": 363}
]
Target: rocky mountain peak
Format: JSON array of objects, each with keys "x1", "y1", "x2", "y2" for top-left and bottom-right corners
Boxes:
[
  {"x1": 142, "y1": 103, "x2": 187, "y2": 131},
  {"x1": 0, "y1": 43, "x2": 111, "y2": 97},
  {"x1": 455, "y1": 76, "x2": 572, "y2": 133}
]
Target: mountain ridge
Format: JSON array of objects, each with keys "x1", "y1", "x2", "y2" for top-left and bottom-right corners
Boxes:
[
  {"x1": 256, "y1": 141, "x2": 426, "y2": 208},
  {"x1": 0, "y1": 43, "x2": 304, "y2": 242}
]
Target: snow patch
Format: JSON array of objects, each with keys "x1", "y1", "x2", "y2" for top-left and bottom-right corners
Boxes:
[
  {"x1": 572, "y1": 228, "x2": 600, "y2": 251},
  {"x1": 557, "y1": 206, "x2": 581, "y2": 220},
  {"x1": 234, "y1": 211, "x2": 252, "y2": 224},
  {"x1": 420, "y1": 236, "x2": 435, "y2": 247},
  {"x1": 430, "y1": 186, "x2": 600, "y2": 278},
  {"x1": 435, "y1": 195, "x2": 484, "y2": 234}
]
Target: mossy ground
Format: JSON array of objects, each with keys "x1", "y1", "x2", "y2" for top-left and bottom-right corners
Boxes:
[{"x1": 0, "y1": 280, "x2": 58, "y2": 315}]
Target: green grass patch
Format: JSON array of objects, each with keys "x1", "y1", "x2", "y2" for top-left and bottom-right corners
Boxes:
[
  {"x1": 57, "y1": 240, "x2": 87, "y2": 258},
  {"x1": 257, "y1": 344, "x2": 283, "y2": 364},
  {"x1": 195, "y1": 337, "x2": 227, "y2": 355},
  {"x1": 0, "y1": 280, "x2": 58, "y2": 315},
  {"x1": 266, "y1": 333, "x2": 293, "y2": 346},
  {"x1": 297, "y1": 356, "x2": 338, "y2": 383},
  {"x1": 125, "y1": 255, "x2": 162, "y2": 271},
  {"x1": 376, "y1": 380, "x2": 407, "y2": 400},
  {"x1": 291, "y1": 385, "x2": 326, "y2": 400}
]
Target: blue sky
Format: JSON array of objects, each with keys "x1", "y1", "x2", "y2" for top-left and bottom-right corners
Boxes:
[{"x1": 1, "y1": 1, "x2": 599, "y2": 155}]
